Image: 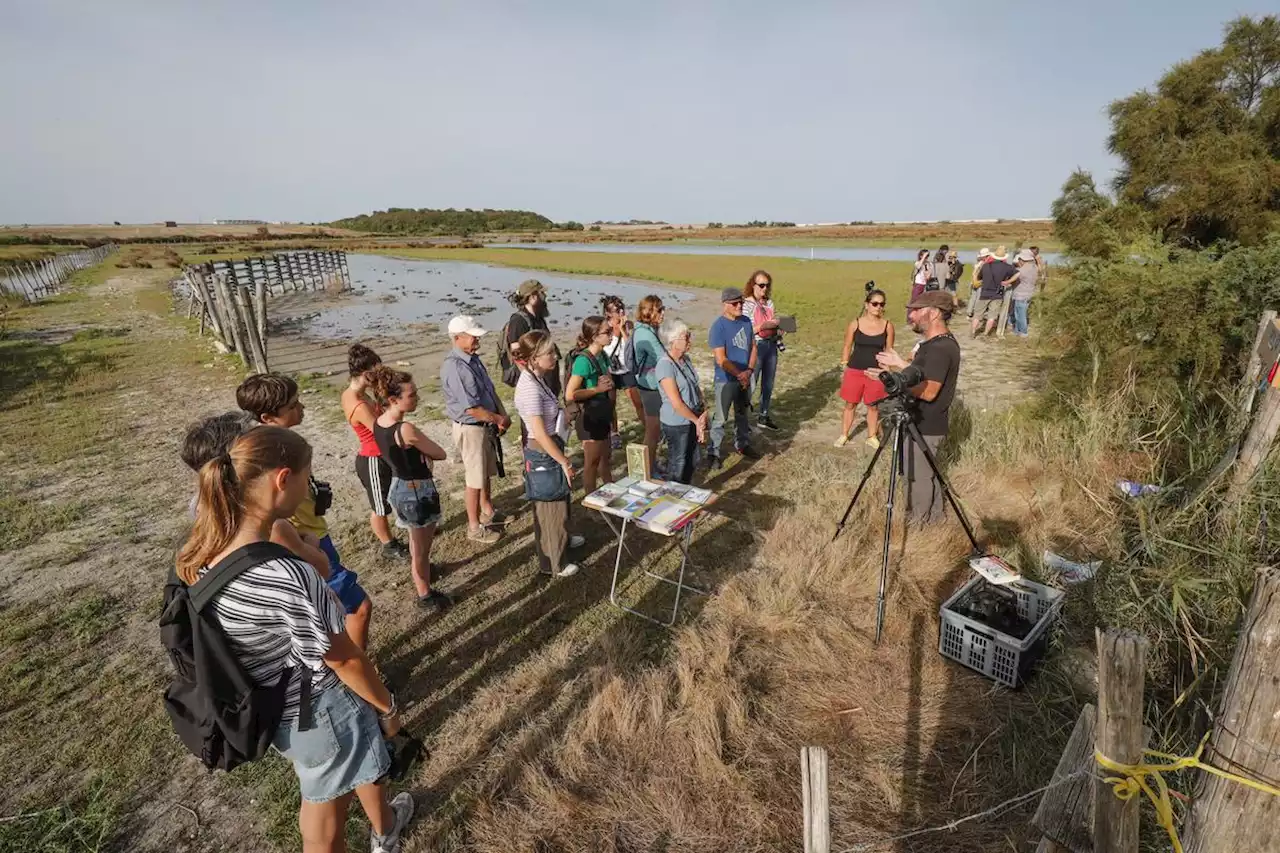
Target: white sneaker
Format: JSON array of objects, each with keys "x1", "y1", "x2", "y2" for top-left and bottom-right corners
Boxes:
[
  {"x1": 834, "y1": 434, "x2": 850, "y2": 448},
  {"x1": 370, "y1": 792, "x2": 415, "y2": 853},
  {"x1": 568, "y1": 534, "x2": 586, "y2": 549},
  {"x1": 555, "y1": 563, "x2": 580, "y2": 578}
]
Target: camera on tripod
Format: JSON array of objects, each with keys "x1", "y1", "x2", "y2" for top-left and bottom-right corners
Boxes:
[{"x1": 877, "y1": 363, "x2": 924, "y2": 399}]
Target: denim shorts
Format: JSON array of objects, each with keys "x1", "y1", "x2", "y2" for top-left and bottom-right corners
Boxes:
[
  {"x1": 272, "y1": 685, "x2": 390, "y2": 803},
  {"x1": 389, "y1": 477, "x2": 442, "y2": 529}
]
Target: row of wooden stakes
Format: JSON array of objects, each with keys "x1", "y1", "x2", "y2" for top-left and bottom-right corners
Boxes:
[{"x1": 0, "y1": 244, "x2": 117, "y2": 302}]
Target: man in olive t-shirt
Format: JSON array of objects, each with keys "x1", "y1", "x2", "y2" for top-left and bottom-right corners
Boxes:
[{"x1": 867, "y1": 291, "x2": 961, "y2": 524}]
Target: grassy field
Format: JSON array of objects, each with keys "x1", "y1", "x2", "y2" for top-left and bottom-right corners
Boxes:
[{"x1": 0, "y1": 245, "x2": 1216, "y2": 852}]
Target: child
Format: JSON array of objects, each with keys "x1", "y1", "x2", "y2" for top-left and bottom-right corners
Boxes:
[
  {"x1": 177, "y1": 425, "x2": 414, "y2": 852},
  {"x1": 234, "y1": 374, "x2": 374, "y2": 650},
  {"x1": 366, "y1": 365, "x2": 452, "y2": 613}
]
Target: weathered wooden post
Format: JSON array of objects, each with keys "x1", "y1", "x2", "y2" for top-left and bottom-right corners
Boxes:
[
  {"x1": 254, "y1": 276, "x2": 268, "y2": 363},
  {"x1": 1095, "y1": 628, "x2": 1147, "y2": 853},
  {"x1": 1234, "y1": 312, "x2": 1280, "y2": 492},
  {"x1": 338, "y1": 251, "x2": 351, "y2": 290},
  {"x1": 801, "y1": 746, "x2": 829, "y2": 853},
  {"x1": 1183, "y1": 566, "x2": 1280, "y2": 852},
  {"x1": 232, "y1": 282, "x2": 268, "y2": 373},
  {"x1": 211, "y1": 271, "x2": 250, "y2": 366}
]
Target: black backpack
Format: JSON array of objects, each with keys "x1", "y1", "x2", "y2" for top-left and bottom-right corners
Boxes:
[
  {"x1": 497, "y1": 312, "x2": 533, "y2": 387},
  {"x1": 160, "y1": 541, "x2": 311, "y2": 772}
]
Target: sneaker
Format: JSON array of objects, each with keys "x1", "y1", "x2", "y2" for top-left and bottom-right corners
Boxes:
[
  {"x1": 738, "y1": 446, "x2": 762, "y2": 460},
  {"x1": 467, "y1": 525, "x2": 500, "y2": 544},
  {"x1": 758, "y1": 415, "x2": 779, "y2": 431},
  {"x1": 555, "y1": 563, "x2": 580, "y2": 578},
  {"x1": 417, "y1": 589, "x2": 454, "y2": 614},
  {"x1": 370, "y1": 791, "x2": 415, "y2": 853},
  {"x1": 705, "y1": 455, "x2": 722, "y2": 472},
  {"x1": 866, "y1": 436, "x2": 881, "y2": 449},
  {"x1": 381, "y1": 540, "x2": 410, "y2": 561},
  {"x1": 480, "y1": 510, "x2": 508, "y2": 527},
  {"x1": 834, "y1": 434, "x2": 850, "y2": 448},
  {"x1": 568, "y1": 534, "x2": 586, "y2": 549}
]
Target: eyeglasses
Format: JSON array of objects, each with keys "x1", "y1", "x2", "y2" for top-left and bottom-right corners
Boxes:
[
  {"x1": 869, "y1": 301, "x2": 886, "y2": 307},
  {"x1": 728, "y1": 300, "x2": 743, "y2": 306}
]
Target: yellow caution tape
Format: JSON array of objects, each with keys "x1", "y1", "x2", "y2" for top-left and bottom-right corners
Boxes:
[{"x1": 1095, "y1": 732, "x2": 1280, "y2": 853}]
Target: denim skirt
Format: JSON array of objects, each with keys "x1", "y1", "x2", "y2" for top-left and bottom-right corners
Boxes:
[{"x1": 271, "y1": 685, "x2": 391, "y2": 803}]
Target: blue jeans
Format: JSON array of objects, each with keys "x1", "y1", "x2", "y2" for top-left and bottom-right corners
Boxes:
[
  {"x1": 709, "y1": 379, "x2": 750, "y2": 458},
  {"x1": 662, "y1": 422, "x2": 698, "y2": 484},
  {"x1": 753, "y1": 337, "x2": 778, "y2": 418},
  {"x1": 1012, "y1": 299, "x2": 1030, "y2": 336}
]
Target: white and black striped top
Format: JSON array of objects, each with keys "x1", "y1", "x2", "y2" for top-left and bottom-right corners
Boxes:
[{"x1": 199, "y1": 554, "x2": 345, "y2": 723}]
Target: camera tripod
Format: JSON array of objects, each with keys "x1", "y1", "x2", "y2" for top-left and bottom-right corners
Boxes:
[{"x1": 832, "y1": 401, "x2": 984, "y2": 645}]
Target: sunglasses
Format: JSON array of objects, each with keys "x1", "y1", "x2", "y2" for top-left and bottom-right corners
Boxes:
[
  {"x1": 727, "y1": 300, "x2": 743, "y2": 306},
  {"x1": 869, "y1": 301, "x2": 886, "y2": 307}
]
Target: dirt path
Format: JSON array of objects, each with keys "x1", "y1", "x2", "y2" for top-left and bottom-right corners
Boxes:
[{"x1": 0, "y1": 266, "x2": 1048, "y2": 852}]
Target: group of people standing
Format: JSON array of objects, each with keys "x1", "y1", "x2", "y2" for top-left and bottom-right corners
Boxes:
[{"x1": 167, "y1": 271, "x2": 795, "y2": 852}]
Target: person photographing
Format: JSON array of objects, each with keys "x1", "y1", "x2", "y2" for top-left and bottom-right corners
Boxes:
[{"x1": 864, "y1": 290, "x2": 961, "y2": 525}]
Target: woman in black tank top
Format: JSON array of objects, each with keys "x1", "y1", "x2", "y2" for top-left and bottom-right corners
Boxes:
[
  {"x1": 367, "y1": 366, "x2": 452, "y2": 614},
  {"x1": 837, "y1": 285, "x2": 896, "y2": 448}
]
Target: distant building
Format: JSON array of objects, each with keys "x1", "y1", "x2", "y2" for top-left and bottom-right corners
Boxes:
[{"x1": 213, "y1": 219, "x2": 268, "y2": 226}]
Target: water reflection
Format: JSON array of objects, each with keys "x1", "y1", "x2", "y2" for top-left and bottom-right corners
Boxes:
[
  {"x1": 292, "y1": 254, "x2": 702, "y2": 340},
  {"x1": 489, "y1": 242, "x2": 1061, "y2": 265}
]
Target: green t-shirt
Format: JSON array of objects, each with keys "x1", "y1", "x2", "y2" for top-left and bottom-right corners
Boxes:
[{"x1": 571, "y1": 352, "x2": 610, "y2": 389}]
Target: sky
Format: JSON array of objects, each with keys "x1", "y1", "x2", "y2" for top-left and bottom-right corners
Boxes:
[{"x1": 2, "y1": 0, "x2": 1276, "y2": 226}]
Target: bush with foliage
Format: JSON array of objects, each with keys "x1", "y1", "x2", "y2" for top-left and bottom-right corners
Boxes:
[{"x1": 332, "y1": 207, "x2": 555, "y2": 235}]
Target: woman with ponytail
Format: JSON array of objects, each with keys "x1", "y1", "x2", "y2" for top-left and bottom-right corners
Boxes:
[
  {"x1": 564, "y1": 315, "x2": 615, "y2": 494},
  {"x1": 366, "y1": 365, "x2": 451, "y2": 615},
  {"x1": 512, "y1": 330, "x2": 585, "y2": 578},
  {"x1": 600, "y1": 295, "x2": 645, "y2": 440},
  {"x1": 837, "y1": 283, "x2": 895, "y2": 448},
  {"x1": 341, "y1": 343, "x2": 410, "y2": 560},
  {"x1": 176, "y1": 426, "x2": 415, "y2": 853}
]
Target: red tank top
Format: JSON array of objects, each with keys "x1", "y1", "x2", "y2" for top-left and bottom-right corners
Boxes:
[{"x1": 349, "y1": 399, "x2": 383, "y2": 457}]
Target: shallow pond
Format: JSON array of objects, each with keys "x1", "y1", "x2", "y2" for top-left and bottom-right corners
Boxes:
[
  {"x1": 291, "y1": 254, "x2": 713, "y2": 340},
  {"x1": 490, "y1": 242, "x2": 1061, "y2": 265}
]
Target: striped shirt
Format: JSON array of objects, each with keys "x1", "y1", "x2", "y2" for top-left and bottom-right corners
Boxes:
[
  {"x1": 514, "y1": 370, "x2": 562, "y2": 429},
  {"x1": 200, "y1": 554, "x2": 345, "y2": 723}
]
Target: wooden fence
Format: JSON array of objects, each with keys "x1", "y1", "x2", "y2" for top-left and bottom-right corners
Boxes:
[
  {"x1": 181, "y1": 249, "x2": 352, "y2": 373},
  {"x1": 0, "y1": 244, "x2": 116, "y2": 302}
]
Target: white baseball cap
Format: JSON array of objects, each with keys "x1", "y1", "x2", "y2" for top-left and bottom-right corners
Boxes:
[{"x1": 447, "y1": 315, "x2": 487, "y2": 336}]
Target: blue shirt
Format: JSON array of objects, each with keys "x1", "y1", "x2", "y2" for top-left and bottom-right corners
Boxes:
[
  {"x1": 631, "y1": 323, "x2": 663, "y2": 391},
  {"x1": 708, "y1": 315, "x2": 754, "y2": 383},
  {"x1": 655, "y1": 354, "x2": 704, "y2": 427},
  {"x1": 440, "y1": 347, "x2": 499, "y2": 424}
]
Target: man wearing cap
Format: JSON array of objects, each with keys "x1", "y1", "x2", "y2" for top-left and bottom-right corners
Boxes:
[
  {"x1": 1010, "y1": 249, "x2": 1039, "y2": 337},
  {"x1": 967, "y1": 248, "x2": 990, "y2": 319},
  {"x1": 706, "y1": 287, "x2": 761, "y2": 469},
  {"x1": 503, "y1": 279, "x2": 559, "y2": 394},
  {"x1": 972, "y1": 246, "x2": 1018, "y2": 338},
  {"x1": 866, "y1": 291, "x2": 962, "y2": 525},
  {"x1": 442, "y1": 315, "x2": 510, "y2": 544}
]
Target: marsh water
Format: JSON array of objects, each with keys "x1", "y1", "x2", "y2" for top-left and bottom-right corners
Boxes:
[
  {"x1": 490, "y1": 242, "x2": 1062, "y2": 265},
  {"x1": 280, "y1": 253, "x2": 714, "y2": 341}
]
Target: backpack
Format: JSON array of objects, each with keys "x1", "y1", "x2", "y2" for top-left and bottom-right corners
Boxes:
[
  {"x1": 950, "y1": 260, "x2": 964, "y2": 283},
  {"x1": 561, "y1": 346, "x2": 585, "y2": 421},
  {"x1": 498, "y1": 311, "x2": 541, "y2": 387},
  {"x1": 160, "y1": 541, "x2": 309, "y2": 772}
]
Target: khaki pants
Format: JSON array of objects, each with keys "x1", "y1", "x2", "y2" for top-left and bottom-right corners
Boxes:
[
  {"x1": 452, "y1": 422, "x2": 496, "y2": 489},
  {"x1": 905, "y1": 433, "x2": 946, "y2": 524},
  {"x1": 532, "y1": 498, "x2": 569, "y2": 574}
]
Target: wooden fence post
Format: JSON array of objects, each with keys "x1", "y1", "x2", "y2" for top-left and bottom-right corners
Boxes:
[
  {"x1": 1183, "y1": 566, "x2": 1280, "y2": 852},
  {"x1": 254, "y1": 277, "x2": 268, "y2": 361},
  {"x1": 211, "y1": 272, "x2": 250, "y2": 366},
  {"x1": 232, "y1": 282, "x2": 268, "y2": 373},
  {"x1": 801, "y1": 746, "x2": 829, "y2": 853},
  {"x1": 1095, "y1": 628, "x2": 1147, "y2": 853},
  {"x1": 1233, "y1": 386, "x2": 1280, "y2": 490}
]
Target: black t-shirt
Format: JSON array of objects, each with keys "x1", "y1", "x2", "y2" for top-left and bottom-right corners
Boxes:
[
  {"x1": 979, "y1": 260, "x2": 1016, "y2": 300},
  {"x1": 506, "y1": 310, "x2": 560, "y2": 395},
  {"x1": 911, "y1": 333, "x2": 961, "y2": 436}
]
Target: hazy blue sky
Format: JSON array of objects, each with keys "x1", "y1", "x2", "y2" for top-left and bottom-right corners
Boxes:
[{"x1": 2, "y1": 1, "x2": 1274, "y2": 225}]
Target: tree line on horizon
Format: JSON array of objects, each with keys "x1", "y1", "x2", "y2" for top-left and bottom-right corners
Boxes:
[{"x1": 330, "y1": 207, "x2": 560, "y2": 235}]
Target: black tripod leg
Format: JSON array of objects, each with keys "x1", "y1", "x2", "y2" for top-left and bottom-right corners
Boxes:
[
  {"x1": 875, "y1": 422, "x2": 904, "y2": 646},
  {"x1": 902, "y1": 419, "x2": 983, "y2": 554},
  {"x1": 832, "y1": 434, "x2": 891, "y2": 542}
]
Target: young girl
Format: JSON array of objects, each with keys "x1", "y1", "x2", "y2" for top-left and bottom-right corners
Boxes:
[
  {"x1": 340, "y1": 343, "x2": 410, "y2": 561},
  {"x1": 630, "y1": 295, "x2": 667, "y2": 478},
  {"x1": 601, "y1": 295, "x2": 645, "y2": 445},
  {"x1": 838, "y1": 284, "x2": 895, "y2": 448},
  {"x1": 367, "y1": 365, "x2": 451, "y2": 614},
  {"x1": 512, "y1": 330, "x2": 584, "y2": 578},
  {"x1": 176, "y1": 426, "x2": 414, "y2": 853},
  {"x1": 565, "y1": 315, "x2": 616, "y2": 495},
  {"x1": 741, "y1": 269, "x2": 781, "y2": 431}
]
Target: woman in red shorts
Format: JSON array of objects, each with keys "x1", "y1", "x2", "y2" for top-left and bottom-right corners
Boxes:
[{"x1": 837, "y1": 284, "x2": 895, "y2": 448}]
